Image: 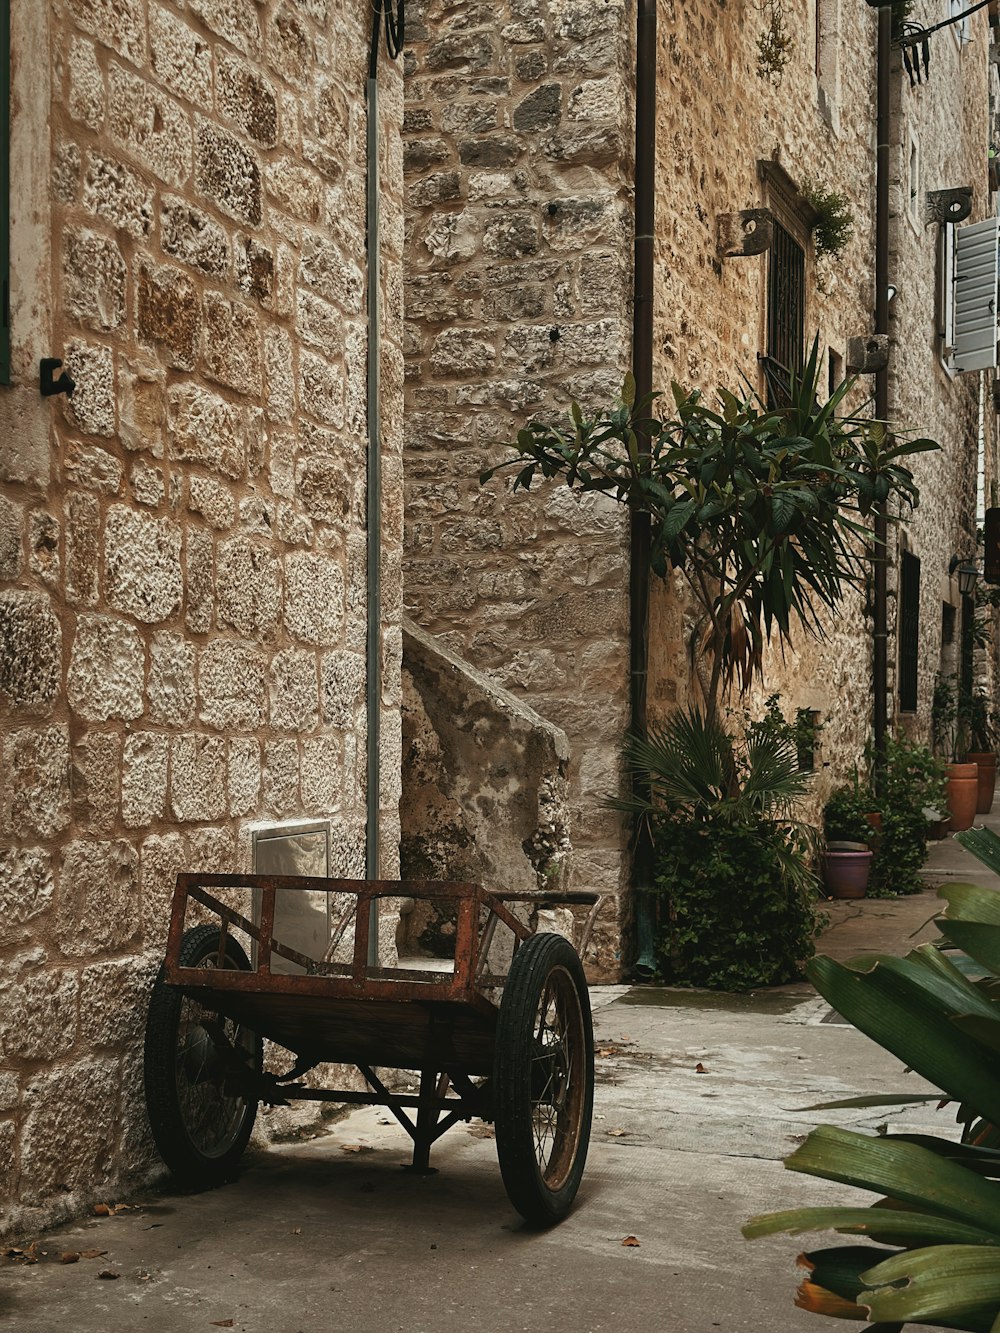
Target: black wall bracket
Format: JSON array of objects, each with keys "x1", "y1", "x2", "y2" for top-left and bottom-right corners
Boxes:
[
  {"x1": 40, "y1": 357, "x2": 75, "y2": 398},
  {"x1": 926, "y1": 187, "x2": 973, "y2": 224}
]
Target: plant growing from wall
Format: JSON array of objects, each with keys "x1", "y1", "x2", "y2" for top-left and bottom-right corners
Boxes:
[
  {"x1": 484, "y1": 340, "x2": 936, "y2": 724},
  {"x1": 801, "y1": 178, "x2": 855, "y2": 260},
  {"x1": 755, "y1": 0, "x2": 794, "y2": 83},
  {"x1": 613, "y1": 706, "x2": 820, "y2": 990}
]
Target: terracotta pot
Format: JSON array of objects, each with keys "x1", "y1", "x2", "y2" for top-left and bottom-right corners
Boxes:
[
  {"x1": 966, "y1": 751, "x2": 998, "y2": 815},
  {"x1": 946, "y1": 762, "x2": 980, "y2": 832},
  {"x1": 822, "y1": 848, "x2": 873, "y2": 899}
]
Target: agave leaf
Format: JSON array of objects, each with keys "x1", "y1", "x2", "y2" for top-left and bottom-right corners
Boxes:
[
  {"x1": 784, "y1": 1126, "x2": 1000, "y2": 1236},
  {"x1": 951, "y1": 833, "x2": 1000, "y2": 889},
  {"x1": 951, "y1": 1014, "x2": 1000, "y2": 1057},
  {"x1": 744, "y1": 1206, "x2": 1000, "y2": 1247},
  {"x1": 937, "y1": 922, "x2": 1000, "y2": 976},
  {"x1": 807, "y1": 955, "x2": 1000, "y2": 1123},
  {"x1": 860, "y1": 1245, "x2": 1000, "y2": 1324},
  {"x1": 795, "y1": 1093, "x2": 946, "y2": 1112}
]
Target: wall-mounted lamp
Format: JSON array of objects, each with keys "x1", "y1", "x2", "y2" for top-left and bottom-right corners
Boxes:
[{"x1": 958, "y1": 563, "x2": 979, "y2": 597}]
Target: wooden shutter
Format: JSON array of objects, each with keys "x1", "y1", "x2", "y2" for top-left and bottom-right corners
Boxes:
[{"x1": 953, "y1": 216, "x2": 1000, "y2": 373}]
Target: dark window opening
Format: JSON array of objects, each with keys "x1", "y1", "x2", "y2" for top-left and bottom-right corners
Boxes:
[
  {"x1": 765, "y1": 220, "x2": 805, "y2": 404},
  {"x1": 898, "y1": 551, "x2": 920, "y2": 712}
]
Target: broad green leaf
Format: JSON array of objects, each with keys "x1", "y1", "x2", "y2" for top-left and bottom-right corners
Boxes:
[
  {"x1": 938, "y1": 873, "x2": 1000, "y2": 924},
  {"x1": 744, "y1": 1206, "x2": 1000, "y2": 1247},
  {"x1": 784, "y1": 1126, "x2": 1000, "y2": 1237},
  {"x1": 937, "y1": 922, "x2": 1000, "y2": 977},
  {"x1": 861, "y1": 1245, "x2": 1000, "y2": 1324},
  {"x1": 621, "y1": 372, "x2": 636, "y2": 408}
]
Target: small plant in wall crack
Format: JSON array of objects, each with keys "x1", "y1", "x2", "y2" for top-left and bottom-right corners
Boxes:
[
  {"x1": 801, "y1": 177, "x2": 854, "y2": 259},
  {"x1": 756, "y1": 0, "x2": 794, "y2": 83}
]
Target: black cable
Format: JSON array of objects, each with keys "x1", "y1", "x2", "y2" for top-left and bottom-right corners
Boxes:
[
  {"x1": 896, "y1": 0, "x2": 991, "y2": 48},
  {"x1": 368, "y1": 0, "x2": 405, "y2": 81}
]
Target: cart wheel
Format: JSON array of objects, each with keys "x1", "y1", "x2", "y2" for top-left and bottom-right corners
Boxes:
[
  {"x1": 144, "y1": 924, "x2": 262, "y2": 1186},
  {"x1": 493, "y1": 932, "x2": 594, "y2": 1225}
]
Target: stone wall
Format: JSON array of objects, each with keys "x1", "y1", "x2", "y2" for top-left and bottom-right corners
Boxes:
[
  {"x1": 0, "y1": 0, "x2": 404, "y2": 1234},
  {"x1": 400, "y1": 0, "x2": 634, "y2": 973}
]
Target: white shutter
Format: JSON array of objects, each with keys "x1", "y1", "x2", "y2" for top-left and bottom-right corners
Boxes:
[{"x1": 953, "y1": 216, "x2": 1000, "y2": 373}]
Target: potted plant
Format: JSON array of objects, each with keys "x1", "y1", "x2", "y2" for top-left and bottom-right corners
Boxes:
[
  {"x1": 965, "y1": 687, "x2": 997, "y2": 814},
  {"x1": 870, "y1": 733, "x2": 946, "y2": 894},
  {"x1": 932, "y1": 672, "x2": 978, "y2": 831},
  {"x1": 821, "y1": 775, "x2": 876, "y2": 898}
]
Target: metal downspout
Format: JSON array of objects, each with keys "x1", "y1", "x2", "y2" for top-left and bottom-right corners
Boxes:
[
  {"x1": 873, "y1": 6, "x2": 891, "y2": 780},
  {"x1": 365, "y1": 71, "x2": 382, "y2": 965},
  {"x1": 631, "y1": 0, "x2": 656, "y2": 973}
]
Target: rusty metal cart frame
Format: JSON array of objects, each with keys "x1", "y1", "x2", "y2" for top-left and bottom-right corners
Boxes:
[{"x1": 143, "y1": 874, "x2": 601, "y2": 1226}]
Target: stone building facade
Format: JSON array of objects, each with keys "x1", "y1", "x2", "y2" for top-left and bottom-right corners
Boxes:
[
  {"x1": 0, "y1": 0, "x2": 405, "y2": 1234},
  {"x1": 401, "y1": 0, "x2": 995, "y2": 956}
]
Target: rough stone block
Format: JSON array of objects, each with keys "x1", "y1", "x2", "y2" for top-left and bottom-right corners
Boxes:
[
  {"x1": 202, "y1": 293, "x2": 262, "y2": 395},
  {"x1": 513, "y1": 83, "x2": 561, "y2": 133},
  {"x1": 301, "y1": 735, "x2": 340, "y2": 811},
  {"x1": 184, "y1": 525, "x2": 215, "y2": 634},
  {"x1": 122, "y1": 732, "x2": 169, "y2": 827},
  {"x1": 195, "y1": 119, "x2": 262, "y2": 226},
  {"x1": 298, "y1": 350, "x2": 345, "y2": 427},
  {"x1": 263, "y1": 738, "x2": 299, "y2": 814},
  {"x1": 68, "y1": 612, "x2": 145, "y2": 721},
  {"x1": 269, "y1": 647, "x2": 319, "y2": 732},
  {"x1": 56, "y1": 838, "x2": 139, "y2": 957},
  {"x1": 71, "y1": 729, "x2": 121, "y2": 833},
  {"x1": 63, "y1": 441, "x2": 124, "y2": 495},
  {"x1": 146, "y1": 630, "x2": 195, "y2": 726},
  {"x1": 80, "y1": 955, "x2": 157, "y2": 1050},
  {"x1": 161, "y1": 196, "x2": 229, "y2": 277},
  {"x1": 64, "y1": 340, "x2": 116, "y2": 437},
  {"x1": 264, "y1": 158, "x2": 322, "y2": 221},
  {"x1": 65, "y1": 491, "x2": 100, "y2": 607},
  {"x1": 66, "y1": 0, "x2": 144, "y2": 64},
  {"x1": 482, "y1": 212, "x2": 539, "y2": 258},
  {"x1": 169, "y1": 383, "x2": 245, "y2": 479},
  {"x1": 171, "y1": 734, "x2": 226, "y2": 821},
  {"x1": 267, "y1": 4, "x2": 313, "y2": 88},
  {"x1": 187, "y1": 475, "x2": 234, "y2": 530},
  {"x1": 119, "y1": 360, "x2": 166, "y2": 456},
  {"x1": 104, "y1": 504, "x2": 183, "y2": 623},
  {"x1": 0, "y1": 963, "x2": 78, "y2": 1062},
  {"x1": 198, "y1": 639, "x2": 267, "y2": 730},
  {"x1": 284, "y1": 551, "x2": 345, "y2": 645},
  {"x1": 235, "y1": 234, "x2": 274, "y2": 306},
  {"x1": 321, "y1": 648, "x2": 365, "y2": 726},
  {"x1": 62, "y1": 227, "x2": 125, "y2": 333},
  {"x1": 84, "y1": 149, "x2": 154, "y2": 238},
  {"x1": 137, "y1": 259, "x2": 201, "y2": 370},
  {"x1": 107, "y1": 64, "x2": 191, "y2": 186},
  {"x1": 215, "y1": 535, "x2": 282, "y2": 638},
  {"x1": 228, "y1": 736, "x2": 261, "y2": 817},
  {"x1": 0, "y1": 847, "x2": 54, "y2": 942},
  {"x1": 20, "y1": 1056, "x2": 121, "y2": 1201},
  {"x1": 140, "y1": 832, "x2": 186, "y2": 944},
  {"x1": 299, "y1": 231, "x2": 363, "y2": 312},
  {"x1": 189, "y1": 0, "x2": 262, "y2": 58},
  {"x1": 0, "y1": 495, "x2": 22, "y2": 578},
  {"x1": 0, "y1": 591, "x2": 62, "y2": 712},
  {"x1": 131, "y1": 461, "x2": 165, "y2": 507},
  {"x1": 430, "y1": 330, "x2": 496, "y2": 376},
  {"x1": 185, "y1": 825, "x2": 236, "y2": 874},
  {"x1": 218, "y1": 50, "x2": 278, "y2": 146},
  {"x1": 150, "y1": 5, "x2": 213, "y2": 110},
  {"x1": 294, "y1": 452, "x2": 353, "y2": 530},
  {"x1": 264, "y1": 325, "x2": 295, "y2": 422},
  {"x1": 28, "y1": 509, "x2": 59, "y2": 588},
  {"x1": 296, "y1": 290, "x2": 343, "y2": 359}
]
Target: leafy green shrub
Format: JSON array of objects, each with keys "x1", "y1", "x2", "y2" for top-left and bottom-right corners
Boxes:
[
  {"x1": 618, "y1": 707, "x2": 820, "y2": 990},
  {"x1": 871, "y1": 733, "x2": 945, "y2": 896},
  {"x1": 823, "y1": 774, "x2": 877, "y2": 845},
  {"x1": 801, "y1": 178, "x2": 855, "y2": 259}
]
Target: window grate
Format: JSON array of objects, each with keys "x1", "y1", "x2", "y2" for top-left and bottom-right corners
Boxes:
[{"x1": 766, "y1": 219, "x2": 805, "y2": 383}]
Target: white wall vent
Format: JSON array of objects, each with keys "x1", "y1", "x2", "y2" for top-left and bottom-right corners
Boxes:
[{"x1": 953, "y1": 216, "x2": 1000, "y2": 373}]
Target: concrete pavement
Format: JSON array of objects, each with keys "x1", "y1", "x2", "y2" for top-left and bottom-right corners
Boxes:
[{"x1": 3, "y1": 825, "x2": 995, "y2": 1333}]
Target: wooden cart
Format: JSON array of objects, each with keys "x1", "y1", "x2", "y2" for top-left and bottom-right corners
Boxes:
[{"x1": 143, "y1": 874, "x2": 601, "y2": 1226}]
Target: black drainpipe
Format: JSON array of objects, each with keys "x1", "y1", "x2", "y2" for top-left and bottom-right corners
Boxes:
[
  {"x1": 873, "y1": 5, "x2": 891, "y2": 782},
  {"x1": 631, "y1": 0, "x2": 656, "y2": 973}
]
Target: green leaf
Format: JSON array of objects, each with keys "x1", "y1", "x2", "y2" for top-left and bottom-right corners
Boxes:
[
  {"x1": 861, "y1": 1245, "x2": 1000, "y2": 1324},
  {"x1": 784, "y1": 1126, "x2": 1000, "y2": 1236},
  {"x1": 744, "y1": 1206, "x2": 1000, "y2": 1247},
  {"x1": 622, "y1": 372, "x2": 636, "y2": 408}
]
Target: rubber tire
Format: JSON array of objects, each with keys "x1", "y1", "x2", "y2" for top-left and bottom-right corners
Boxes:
[
  {"x1": 144, "y1": 924, "x2": 262, "y2": 1187},
  {"x1": 494, "y1": 932, "x2": 594, "y2": 1226}
]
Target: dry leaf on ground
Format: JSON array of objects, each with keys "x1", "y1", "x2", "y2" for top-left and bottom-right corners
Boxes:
[
  {"x1": 606, "y1": 1127, "x2": 628, "y2": 1137},
  {"x1": 621, "y1": 1235, "x2": 641, "y2": 1247},
  {"x1": 97, "y1": 1269, "x2": 119, "y2": 1280},
  {"x1": 59, "y1": 1252, "x2": 80, "y2": 1264},
  {"x1": 340, "y1": 1144, "x2": 374, "y2": 1154},
  {"x1": 694, "y1": 1062, "x2": 708, "y2": 1073}
]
